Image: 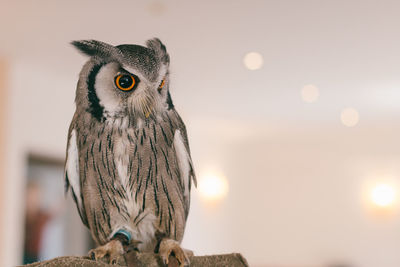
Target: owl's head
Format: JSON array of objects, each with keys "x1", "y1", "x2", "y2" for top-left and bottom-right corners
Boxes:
[{"x1": 72, "y1": 39, "x2": 173, "y2": 123}]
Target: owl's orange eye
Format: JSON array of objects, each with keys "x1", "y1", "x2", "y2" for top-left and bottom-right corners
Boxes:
[
  {"x1": 158, "y1": 79, "x2": 165, "y2": 90},
  {"x1": 115, "y1": 74, "x2": 136, "y2": 91}
]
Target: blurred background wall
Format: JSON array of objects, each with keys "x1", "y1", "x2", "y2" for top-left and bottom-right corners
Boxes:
[
  {"x1": 1, "y1": 1, "x2": 400, "y2": 266},
  {"x1": 0, "y1": 57, "x2": 8, "y2": 265}
]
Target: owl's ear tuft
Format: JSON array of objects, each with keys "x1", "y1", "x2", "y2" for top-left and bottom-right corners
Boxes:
[
  {"x1": 146, "y1": 38, "x2": 170, "y2": 65},
  {"x1": 71, "y1": 40, "x2": 115, "y2": 57}
]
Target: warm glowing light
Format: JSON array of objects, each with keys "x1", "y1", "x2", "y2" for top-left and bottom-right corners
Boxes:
[
  {"x1": 243, "y1": 52, "x2": 263, "y2": 70},
  {"x1": 341, "y1": 107, "x2": 359, "y2": 127},
  {"x1": 301, "y1": 84, "x2": 319, "y2": 103},
  {"x1": 198, "y1": 173, "x2": 229, "y2": 201},
  {"x1": 371, "y1": 184, "x2": 396, "y2": 207}
]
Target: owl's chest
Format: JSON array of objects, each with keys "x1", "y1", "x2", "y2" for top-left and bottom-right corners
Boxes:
[
  {"x1": 82, "y1": 126, "x2": 162, "y2": 247},
  {"x1": 113, "y1": 133, "x2": 135, "y2": 189},
  {"x1": 110, "y1": 126, "x2": 170, "y2": 189},
  {"x1": 81, "y1": 121, "x2": 176, "y2": 195},
  {"x1": 79, "y1": 120, "x2": 185, "y2": 246}
]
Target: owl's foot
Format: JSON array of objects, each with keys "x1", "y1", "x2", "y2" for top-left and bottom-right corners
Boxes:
[
  {"x1": 89, "y1": 239, "x2": 124, "y2": 264},
  {"x1": 159, "y1": 238, "x2": 189, "y2": 267}
]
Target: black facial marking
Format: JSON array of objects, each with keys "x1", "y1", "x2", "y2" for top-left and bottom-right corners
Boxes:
[
  {"x1": 166, "y1": 91, "x2": 174, "y2": 110},
  {"x1": 87, "y1": 63, "x2": 105, "y2": 121}
]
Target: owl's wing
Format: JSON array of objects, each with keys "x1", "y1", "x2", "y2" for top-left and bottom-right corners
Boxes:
[
  {"x1": 65, "y1": 125, "x2": 88, "y2": 227},
  {"x1": 172, "y1": 111, "x2": 197, "y2": 218}
]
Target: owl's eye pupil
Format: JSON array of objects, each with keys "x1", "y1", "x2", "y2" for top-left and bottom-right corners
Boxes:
[
  {"x1": 119, "y1": 75, "x2": 132, "y2": 88},
  {"x1": 115, "y1": 74, "x2": 136, "y2": 91}
]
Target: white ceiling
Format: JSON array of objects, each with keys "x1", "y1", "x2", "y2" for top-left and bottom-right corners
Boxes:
[{"x1": 1, "y1": 0, "x2": 400, "y2": 125}]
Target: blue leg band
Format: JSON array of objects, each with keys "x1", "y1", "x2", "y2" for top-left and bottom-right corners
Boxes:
[{"x1": 114, "y1": 229, "x2": 132, "y2": 242}]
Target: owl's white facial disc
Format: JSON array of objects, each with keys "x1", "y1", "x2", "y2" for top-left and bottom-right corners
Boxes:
[
  {"x1": 90, "y1": 61, "x2": 170, "y2": 123},
  {"x1": 95, "y1": 62, "x2": 124, "y2": 117}
]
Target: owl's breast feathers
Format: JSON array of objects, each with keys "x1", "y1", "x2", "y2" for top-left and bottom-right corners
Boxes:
[{"x1": 65, "y1": 110, "x2": 196, "y2": 248}]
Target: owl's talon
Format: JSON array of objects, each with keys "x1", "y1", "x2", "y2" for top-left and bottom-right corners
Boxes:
[
  {"x1": 159, "y1": 238, "x2": 189, "y2": 267},
  {"x1": 88, "y1": 239, "x2": 124, "y2": 264}
]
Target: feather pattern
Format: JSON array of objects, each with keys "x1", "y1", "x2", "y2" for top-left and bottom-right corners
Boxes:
[{"x1": 67, "y1": 109, "x2": 194, "y2": 250}]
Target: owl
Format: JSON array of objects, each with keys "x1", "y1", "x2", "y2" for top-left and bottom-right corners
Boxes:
[{"x1": 64, "y1": 39, "x2": 196, "y2": 266}]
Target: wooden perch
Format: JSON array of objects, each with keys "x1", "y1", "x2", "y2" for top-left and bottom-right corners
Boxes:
[{"x1": 21, "y1": 252, "x2": 249, "y2": 267}]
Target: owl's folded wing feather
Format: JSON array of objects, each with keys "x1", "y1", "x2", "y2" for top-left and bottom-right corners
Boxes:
[
  {"x1": 65, "y1": 127, "x2": 88, "y2": 227},
  {"x1": 172, "y1": 112, "x2": 197, "y2": 218}
]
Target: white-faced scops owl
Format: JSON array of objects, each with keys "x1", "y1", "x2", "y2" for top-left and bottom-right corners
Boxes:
[{"x1": 64, "y1": 39, "x2": 196, "y2": 266}]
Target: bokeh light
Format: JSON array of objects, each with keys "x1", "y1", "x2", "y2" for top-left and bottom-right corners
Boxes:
[
  {"x1": 340, "y1": 108, "x2": 359, "y2": 127},
  {"x1": 301, "y1": 84, "x2": 319, "y2": 103},
  {"x1": 243, "y1": 52, "x2": 263, "y2": 70},
  {"x1": 371, "y1": 184, "x2": 396, "y2": 207},
  {"x1": 198, "y1": 172, "x2": 229, "y2": 202}
]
